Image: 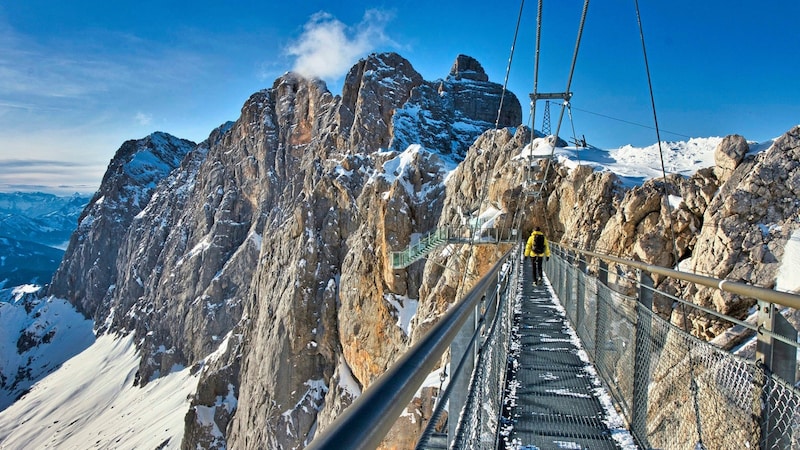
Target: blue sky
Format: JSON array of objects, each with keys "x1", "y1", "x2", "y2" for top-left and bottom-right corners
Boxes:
[{"x1": 1, "y1": 1, "x2": 798, "y2": 194}]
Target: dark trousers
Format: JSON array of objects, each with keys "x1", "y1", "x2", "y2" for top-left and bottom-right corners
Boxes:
[{"x1": 532, "y1": 256, "x2": 544, "y2": 282}]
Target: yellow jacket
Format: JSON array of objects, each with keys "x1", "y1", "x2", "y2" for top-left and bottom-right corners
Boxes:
[{"x1": 524, "y1": 230, "x2": 550, "y2": 257}]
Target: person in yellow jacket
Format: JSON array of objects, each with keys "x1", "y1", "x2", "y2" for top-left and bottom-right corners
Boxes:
[{"x1": 524, "y1": 226, "x2": 550, "y2": 285}]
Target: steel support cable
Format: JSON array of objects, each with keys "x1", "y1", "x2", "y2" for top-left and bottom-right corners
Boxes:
[
  {"x1": 495, "y1": 0, "x2": 525, "y2": 132},
  {"x1": 568, "y1": 105, "x2": 693, "y2": 139},
  {"x1": 566, "y1": 102, "x2": 584, "y2": 166},
  {"x1": 537, "y1": 0, "x2": 590, "y2": 200},
  {"x1": 518, "y1": 0, "x2": 542, "y2": 231},
  {"x1": 506, "y1": 0, "x2": 532, "y2": 244},
  {"x1": 442, "y1": 1, "x2": 526, "y2": 444},
  {"x1": 456, "y1": 0, "x2": 524, "y2": 298},
  {"x1": 633, "y1": 1, "x2": 704, "y2": 446},
  {"x1": 530, "y1": 0, "x2": 543, "y2": 129}
]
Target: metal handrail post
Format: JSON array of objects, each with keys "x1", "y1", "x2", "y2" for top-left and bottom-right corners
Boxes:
[
  {"x1": 595, "y1": 259, "x2": 609, "y2": 364},
  {"x1": 756, "y1": 299, "x2": 798, "y2": 449},
  {"x1": 565, "y1": 250, "x2": 574, "y2": 321}
]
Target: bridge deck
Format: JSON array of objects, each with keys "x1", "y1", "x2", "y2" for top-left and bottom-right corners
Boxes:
[{"x1": 503, "y1": 259, "x2": 635, "y2": 449}]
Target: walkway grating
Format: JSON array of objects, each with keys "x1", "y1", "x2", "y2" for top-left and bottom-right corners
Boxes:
[{"x1": 502, "y1": 259, "x2": 634, "y2": 450}]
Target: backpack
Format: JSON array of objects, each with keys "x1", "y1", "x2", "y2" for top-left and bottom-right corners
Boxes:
[{"x1": 533, "y1": 233, "x2": 545, "y2": 254}]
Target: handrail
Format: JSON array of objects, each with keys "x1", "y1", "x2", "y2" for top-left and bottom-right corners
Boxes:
[
  {"x1": 547, "y1": 242, "x2": 800, "y2": 449},
  {"x1": 559, "y1": 243, "x2": 800, "y2": 310},
  {"x1": 305, "y1": 249, "x2": 515, "y2": 450}
]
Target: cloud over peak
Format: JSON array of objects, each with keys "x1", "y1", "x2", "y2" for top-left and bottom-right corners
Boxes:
[{"x1": 286, "y1": 9, "x2": 395, "y2": 81}]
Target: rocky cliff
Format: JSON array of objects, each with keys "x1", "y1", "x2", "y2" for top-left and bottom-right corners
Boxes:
[
  {"x1": 48, "y1": 132, "x2": 196, "y2": 320},
  {"x1": 42, "y1": 44, "x2": 800, "y2": 448},
  {"x1": 47, "y1": 52, "x2": 522, "y2": 449}
]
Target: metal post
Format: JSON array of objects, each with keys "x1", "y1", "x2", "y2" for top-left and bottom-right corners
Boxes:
[
  {"x1": 559, "y1": 249, "x2": 568, "y2": 301},
  {"x1": 632, "y1": 270, "x2": 654, "y2": 441},
  {"x1": 756, "y1": 300, "x2": 797, "y2": 384},
  {"x1": 756, "y1": 300, "x2": 798, "y2": 449},
  {"x1": 565, "y1": 250, "x2": 574, "y2": 321}
]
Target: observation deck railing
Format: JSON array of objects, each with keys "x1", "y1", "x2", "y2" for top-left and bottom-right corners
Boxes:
[{"x1": 307, "y1": 247, "x2": 518, "y2": 450}]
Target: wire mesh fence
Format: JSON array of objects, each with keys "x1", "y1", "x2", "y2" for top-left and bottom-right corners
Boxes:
[
  {"x1": 448, "y1": 248, "x2": 520, "y2": 450},
  {"x1": 545, "y1": 247, "x2": 800, "y2": 450}
]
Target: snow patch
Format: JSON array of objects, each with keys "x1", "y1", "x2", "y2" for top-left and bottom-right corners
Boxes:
[
  {"x1": 383, "y1": 293, "x2": 419, "y2": 336},
  {"x1": 776, "y1": 228, "x2": 800, "y2": 293},
  {"x1": 337, "y1": 355, "x2": 361, "y2": 399}
]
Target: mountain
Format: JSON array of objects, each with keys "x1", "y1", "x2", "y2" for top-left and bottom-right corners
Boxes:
[
  {"x1": 0, "y1": 285, "x2": 94, "y2": 410},
  {"x1": 0, "y1": 237, "x2": 64, "y2": 288},
  {"x1": 0, "y1": 192, "x2": 91, "y2": 287},
  {"x1": 0, "y1": 192, "x2": 90, "y2": 249},
  {"x1": 0, "y1": 50, "x2": 798, "y2": 450},
  {"x1": 48, "y1": 131, "x2": 197, "y2": 319}
]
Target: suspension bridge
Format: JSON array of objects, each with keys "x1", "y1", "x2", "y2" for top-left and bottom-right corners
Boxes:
[
  {"x1": 308, "y1": 243, "x2": 800, "y2": 449},
  {"x1": 307, "y1": 0, "x2": 800, "y2": 447}
]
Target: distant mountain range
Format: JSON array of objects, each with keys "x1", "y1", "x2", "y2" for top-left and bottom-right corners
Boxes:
[{"x1": 0, "y1": 192, "x2": 90, "y2": 288}]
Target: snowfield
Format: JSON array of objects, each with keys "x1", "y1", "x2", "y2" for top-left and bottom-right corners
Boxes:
[{"x1": 0, "y1": 334, "x2": 200, "y2": 449}]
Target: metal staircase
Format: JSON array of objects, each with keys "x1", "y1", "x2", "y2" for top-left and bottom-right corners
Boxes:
[{"x1": 390, "y1": 226, "x2": 518, "y2": 269}]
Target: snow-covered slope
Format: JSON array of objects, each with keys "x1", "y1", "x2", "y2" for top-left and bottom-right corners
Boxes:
[
  {"x1": 520, "y1": 136, "x2": 775, "y2": 187},
  {"x1": 0, "y1": 333, "x2": 200, "y2": 449},
  {"x1": 0, "y1": 286, "x2": 94, "y2": 410}
]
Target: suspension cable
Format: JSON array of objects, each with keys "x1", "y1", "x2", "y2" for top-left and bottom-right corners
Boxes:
[
  {"x1": 439, "y1": 3, "x2": 527, "y2": 441},
  {"x1": 453, "y1": 0, "x2": 525, "y2": 357},
  {"x1": 634, "y1": 1, "x2": 704, "y2": 447},
  {"x1": 538, "y1": 0, "x2": 590, "y2": 199}
]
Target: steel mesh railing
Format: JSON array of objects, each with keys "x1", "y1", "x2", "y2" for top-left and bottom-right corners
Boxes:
[
  {"x1": 450, "y1": 248, "x2": 519, "y2": 449},
  {"x1": 544, "y1": 245, "x2": 800, "y2": 450}
]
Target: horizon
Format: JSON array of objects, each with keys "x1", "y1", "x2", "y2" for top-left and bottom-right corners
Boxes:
[{"x1": 1, "y1": 1, "x2": 798, "y2": 195}]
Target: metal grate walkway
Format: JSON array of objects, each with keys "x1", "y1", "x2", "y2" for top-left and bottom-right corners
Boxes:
[{"x1": 503, "y1": 258, "x2": 633, "y2": 449}]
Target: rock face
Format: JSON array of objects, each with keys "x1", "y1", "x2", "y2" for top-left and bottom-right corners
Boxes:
[
  {"x1": 390, "y1": 54, "x2": 521, "y2": 158},
  {"x1": 38, "y1": 44, "x2": 800, "y2": 449},
  {"x1": 48, "y1": 132, "x2": 195, "y2": 320},
  {"x1": 543, "y1": 127, "x2": 800, "y2": 335},
  {"x1": 714, "y1": 134, "x2": 748, "y2": 183},
  {"x1": 43, "y1": 52, "x2": 522, "y2": 449}
]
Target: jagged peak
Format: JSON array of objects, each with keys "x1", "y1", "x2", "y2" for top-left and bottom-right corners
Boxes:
[
  {"x1": 272, "y1": 71, "x2": 330, "y2": 91},
  {"x1": 448, "y1": 54, "x2": 488, "y2": 82},
  {"x1": 343, "y1": 52, "x2": 423, "y2": 92}
]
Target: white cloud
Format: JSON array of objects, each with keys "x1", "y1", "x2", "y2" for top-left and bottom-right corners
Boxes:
[
  {"x1": 135, "y1": 111, "x2": 153, "y2": 126},
  {"x1": 286, "y1": 9, "x2": 395, "y2": 81}
]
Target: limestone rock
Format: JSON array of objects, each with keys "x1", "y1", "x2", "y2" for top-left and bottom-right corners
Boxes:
[
  {"x1": 714, "y1": 134, "x2": 748, "y2": 183},
  {"x1": 390, "y1": 54, "x2": 522, "y2": 158},
  {"x1": 48, "y1": 132, "x2": 195, "y2": 320},
  {"x1": 687, "y1": 125, "x2": 800, "y2": 331},
  {"x1": 449, "y1": 54, "x2": 489, "y2": 82}
]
